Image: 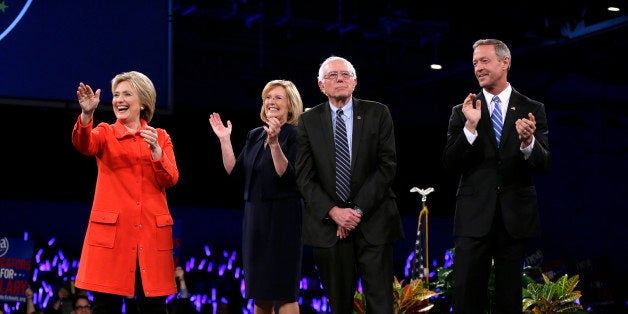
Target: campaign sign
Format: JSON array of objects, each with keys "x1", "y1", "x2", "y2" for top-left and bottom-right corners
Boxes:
[{"x1": 0, "y1": 237, "x2": 34, "y2": 303}]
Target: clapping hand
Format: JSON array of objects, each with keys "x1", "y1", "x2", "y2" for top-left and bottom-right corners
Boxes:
[
  {"x1": 516, "y1": 113, "x2": 536, "y2": 147},
  {"x1": 263, "y1": 116, "x2": 281, "y2": 145},
  {"x1": 462, "y1": 93, "x2": 481, "y2": 133}
]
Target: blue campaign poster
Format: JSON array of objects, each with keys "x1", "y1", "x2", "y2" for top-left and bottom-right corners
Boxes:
[{"x1": 0, "y1": 237, "x2": 34, "y2": 303}]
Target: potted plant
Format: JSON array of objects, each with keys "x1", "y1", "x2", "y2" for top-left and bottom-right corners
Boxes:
[
  {"x1": 429, "y1": 248, "x2": 585, "y2": 313},
  {"x1": 353, "y1": 276, "x2": 439, "y2": 313},
  {"x1": 522, "y1": 273, "x2": 584, "y2": 313}
]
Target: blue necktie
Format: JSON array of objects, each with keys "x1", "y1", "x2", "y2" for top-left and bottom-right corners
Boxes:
[
  {"x1": 335, "y1": 109, "x2": 351, "y2": 202},
  {"x1": 491, "y1": 96, "x2": 503, "y2": 145}
]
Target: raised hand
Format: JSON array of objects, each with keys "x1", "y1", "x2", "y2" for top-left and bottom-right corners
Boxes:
[
  {"x1": 209, "y1": 112, "x2": 232, "y2": 139},
  {"x1": 462, "y1": 92, "x2": 481, "y2": 132},
  {"x1": 77, "y1": 82, "x2": 101, "y2": 115}
]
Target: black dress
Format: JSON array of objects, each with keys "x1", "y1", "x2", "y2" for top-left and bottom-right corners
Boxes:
[{"x1": 234, "y1": 124, "x2": 303, "y2": 301}]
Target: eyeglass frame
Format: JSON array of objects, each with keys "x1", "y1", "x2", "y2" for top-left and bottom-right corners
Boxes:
[
  {"x1": 323, "y1": 71, "x2": 355, "y2": 80},
  {"x1": 263, "y1": 95, "x2": 286, "y2": 102}
]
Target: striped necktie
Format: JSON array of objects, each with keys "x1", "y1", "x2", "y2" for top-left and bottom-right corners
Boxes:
[
  {"x1": 491, "y1": 96, "x2": 503, "y2": 145},
  {"x1": 335, "y1": 109, "x2": 351, "y2": 202}
]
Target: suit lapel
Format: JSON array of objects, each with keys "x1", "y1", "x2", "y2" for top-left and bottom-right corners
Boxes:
[
  {"x1": 250, "y1": 129, "x2": 266, "y2": 169},
  {"x1": 318, "y1": 104, "x2": 335, "y2": 167},
  {"x1": 351, "y1": 98, "x2": 363, "y2": 168},
  {"x1": 500, "y1": 89, "x2": 527, "y2": 146}
]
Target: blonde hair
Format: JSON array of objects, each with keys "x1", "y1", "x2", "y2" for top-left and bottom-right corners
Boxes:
[
  {"x1": 259, "y1": 80, "x2": 303, "y2": 126},
  {"x1": 111, "y1": 71, "x2": 157, "y2": 122}
]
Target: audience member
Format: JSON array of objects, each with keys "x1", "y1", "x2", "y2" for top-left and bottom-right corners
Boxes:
[
  {"x1": 168, "y1": 266, "x2": 195, "y2": 314},
  {"x1": 44, "y1": 284, "x2": 72, "y2": 314},
  {"x1": 24, "y1": 285, "x2": 43, "y2": 314},
  {"x1": 70, "y1": 296, "x2": 91, "y2": 314}
]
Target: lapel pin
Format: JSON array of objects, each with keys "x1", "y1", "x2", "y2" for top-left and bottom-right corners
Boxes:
[
  {"x1": 510, "y1": 106, "x2": 516, "y2": 111},
  {"x1": 357, "y1": 116, "x2": 362, "y2": 120}
]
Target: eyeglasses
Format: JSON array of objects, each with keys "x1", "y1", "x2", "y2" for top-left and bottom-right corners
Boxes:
[
  {"x1": 264, "y1": 95, "x2": 286, "y2": 101},
  {"x1": 323, "y1": 71, "x2": 354, "y2": 80}
]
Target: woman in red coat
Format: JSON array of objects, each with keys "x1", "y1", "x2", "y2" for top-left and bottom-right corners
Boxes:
[{"x1": 72, "y1": 71, "x2": 179, "y2": 314}]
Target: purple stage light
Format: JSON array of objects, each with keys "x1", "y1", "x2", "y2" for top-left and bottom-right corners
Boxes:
[
  {"x1": 36, "y1": 248, "x2": 43, "y2": 262},
  {"x1": 198, "y1": 258, "x2": 206, "y2": 270}
]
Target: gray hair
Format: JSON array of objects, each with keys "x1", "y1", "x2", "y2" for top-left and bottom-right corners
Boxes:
[
  {"x1": 473, "y1": 39, "x2": 512, "y2": 70},
  {"x1": 317, "y1": 56, "x2": 357, "y2": 83}
]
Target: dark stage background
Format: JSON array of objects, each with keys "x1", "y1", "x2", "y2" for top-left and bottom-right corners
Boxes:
[{"x1": 1, "y1": 0, "x2": 627, "y2": 312}]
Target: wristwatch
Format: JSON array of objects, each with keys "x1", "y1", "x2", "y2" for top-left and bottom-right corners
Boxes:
[{"x1": 353, "y1": 205, "x2": 363, "y2": 215}]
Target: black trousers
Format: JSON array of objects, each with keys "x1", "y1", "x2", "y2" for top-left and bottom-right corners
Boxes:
[
  {"x1": 312, "y1": 230, "x2": 394, "y2": 314},
  {"x1": 92, "y1": 262, "x2": 167, "y2": 314},
  {"x1": 452, "y1": 205, "x2": 528, "y2": 314}
]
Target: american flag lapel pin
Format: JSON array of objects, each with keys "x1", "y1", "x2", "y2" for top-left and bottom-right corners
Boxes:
[
  {"x1": 510, "y1": 106, "x2": 516, "y2": 111},
  {"x1": 357, "y1": 116, "x2": 362, "y2": 119}
]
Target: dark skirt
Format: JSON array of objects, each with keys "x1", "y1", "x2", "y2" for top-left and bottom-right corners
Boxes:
[{"x1": 242, "y1": 197, "x2": 303, "y2": 300}]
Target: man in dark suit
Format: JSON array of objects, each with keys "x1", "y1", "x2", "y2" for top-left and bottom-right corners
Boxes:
[
  {"x1": 443, "y1": 39, "x2": 552, "y2": 313},
  {"x1": 296, "y1": 56, "x2": 405, "y2": 313}
]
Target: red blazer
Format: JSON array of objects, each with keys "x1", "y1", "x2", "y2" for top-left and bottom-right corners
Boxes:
[{"x1": 72, "y1": 116, "x2": 179, "y2": 297}]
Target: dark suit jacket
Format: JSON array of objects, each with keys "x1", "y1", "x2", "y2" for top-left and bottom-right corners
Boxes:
[
  {"x1": 296, "y1": 98, "x2": 404, "y2": 247},
  {"x1": 443, "y1": 88, "x2": 551, "y2": 239}
]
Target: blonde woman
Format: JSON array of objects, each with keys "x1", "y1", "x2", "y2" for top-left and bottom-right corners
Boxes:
[
  {"x1": 210, "y1": 79, "x2": 304, "y2": 314},
  {"x1": 72, "y1": 71, "x2": 179, "y2": 314}
]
